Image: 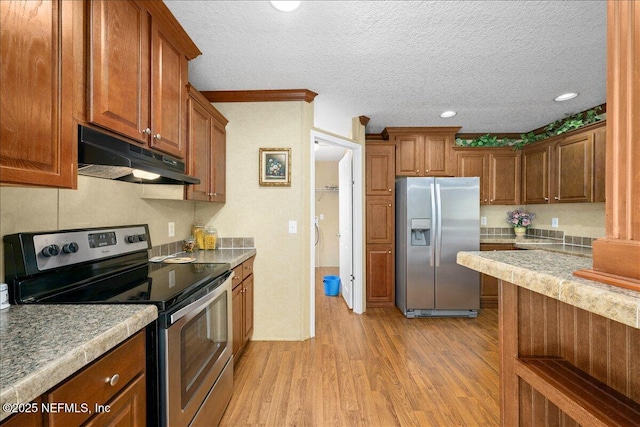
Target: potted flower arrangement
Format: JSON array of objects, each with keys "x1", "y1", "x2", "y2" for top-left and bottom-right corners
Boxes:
[{"x1": 507, "y1": 209, "x2": 535, "y2": 237}]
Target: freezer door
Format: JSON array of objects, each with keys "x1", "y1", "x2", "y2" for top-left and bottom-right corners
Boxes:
[
  {"x1": 405, "y1": 178, "x2": 436, "y2": 310},
  {"x1": 434, "y1": 177, "x2": 480, "y2": 310}
]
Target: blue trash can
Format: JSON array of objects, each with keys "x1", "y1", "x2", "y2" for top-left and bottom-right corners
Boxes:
[{"x1": 323, "y1": 275, "x2": 340, "y2": 296}]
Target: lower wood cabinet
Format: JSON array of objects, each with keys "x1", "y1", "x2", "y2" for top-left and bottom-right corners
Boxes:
[
  {"x1": 480, "y1": 243, "x2": 516, "y2": 308},
  {"x1": 0, "y1": 331, "x2": 146, "y2": 427},
  {"x1": 366, "y1": 245, "x2": 394, "y2": 307},
  {"x1": 232, "y1": 257, "x2": 254, "y2": 359}
]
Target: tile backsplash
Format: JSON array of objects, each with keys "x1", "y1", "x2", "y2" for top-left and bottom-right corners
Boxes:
[
  {"x1": 149, "y1": 237, "x2": 255, "y2": 257},
  {"x1": 480, "y1": 227, "x2": 596, "y2": 248}
]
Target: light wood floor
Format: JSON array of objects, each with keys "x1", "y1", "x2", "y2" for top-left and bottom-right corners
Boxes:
[{"x1": 220, "y1": 267, "x2": 500, "y2": 426}]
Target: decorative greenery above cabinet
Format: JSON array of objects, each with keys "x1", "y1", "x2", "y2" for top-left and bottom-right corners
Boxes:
[{"x1": 455, "y1": 105, "x2": 605, "y2": 150}]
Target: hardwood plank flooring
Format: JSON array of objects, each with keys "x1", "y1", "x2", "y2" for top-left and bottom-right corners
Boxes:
[{"x1": 220, "y1": 267, "x2": 500, "y2": 426}]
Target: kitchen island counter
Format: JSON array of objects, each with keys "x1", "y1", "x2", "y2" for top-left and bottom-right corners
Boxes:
[
  {"x1": 457, "y1": 250, "x2": 640, "y2": 329},
  {"x1": 0, "y1": 304, "x2": 157, "y2": 422}
]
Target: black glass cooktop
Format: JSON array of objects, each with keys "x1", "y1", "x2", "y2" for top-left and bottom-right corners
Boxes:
[{"x1": 14, "y1": 261, "x2": 230, "y2": 311}]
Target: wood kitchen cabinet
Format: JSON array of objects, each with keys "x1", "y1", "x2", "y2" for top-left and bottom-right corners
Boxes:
[
  {"x1": 454, "y1": 148, "x2": 521, "y2": 205},
  {"x1": 185, "y1": 85, "x2": 228, "y2": 202},
  {"x1": 0, "y1": 0, "x2": 77, "y2": 188},
  {"x1": 382, "y1": 127, "x2": 460, "y2": 177},
  {"x1": 0, "y1": 332, "x2": 146, "y2": 427},
  {"x1": 87, "y1": 0, "x2": 200, "y2": 159},
  {"x1": 365, "y1": 143, "x2": 396, "y2": 307},
  {"x1": 232, "y1": 257, "x2": 254, "y2": 360},
  {"x1": 522, "y1": 122, "x2": 606, "y2": 204}
]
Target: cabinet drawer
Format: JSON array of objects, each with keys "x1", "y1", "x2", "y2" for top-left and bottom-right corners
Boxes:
[
  {"x1": 242, "y1": 257, "x2": 254, "y2": 279},
  {"x1": 232, "y1": 265, "x2": 243, "y2": 289},
  {"x1": 47, "y1": 332, "x2": 145, "y2": 427}
]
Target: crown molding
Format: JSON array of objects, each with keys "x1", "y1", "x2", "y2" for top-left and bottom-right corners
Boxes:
[{"x1": 202, "y1": 89, "x2": 318, "y2": 103}]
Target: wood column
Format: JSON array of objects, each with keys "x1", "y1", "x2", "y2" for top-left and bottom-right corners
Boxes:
[{"x1": 575, "y1": 1, "x2": 640, "y2": 289}]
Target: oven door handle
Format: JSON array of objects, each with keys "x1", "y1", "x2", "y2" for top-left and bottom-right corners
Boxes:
[{"x1": 169, "y1": 273, "x2": 233, "y2": 325}]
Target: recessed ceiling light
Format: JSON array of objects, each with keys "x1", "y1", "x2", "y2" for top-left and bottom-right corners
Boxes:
[
  {"x1": 270, "y1": 1, "x2": 301, "y2": 12},
  {"x1": 554, "y1": 92, "x2": 578, "y2": 102},
  {"x1": 440, "y1": 110, "x2": 457, "y2": 118}
]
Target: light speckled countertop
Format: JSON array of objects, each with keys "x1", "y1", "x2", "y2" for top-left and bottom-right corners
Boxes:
[
  {"x1": 480, "y1": 237, "x2": 593, "y2": 258},
  {"x1": 181, "y1": 248, "x2": 256, "y2": 269},
  {"x1": 0, "y1": 304, "x2": 157, "y2": 422},
  {"x1": 457, "y1": 250, "x2": 640, "y2": 329}
]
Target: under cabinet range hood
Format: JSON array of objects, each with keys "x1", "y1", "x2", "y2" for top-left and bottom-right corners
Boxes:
[{"x1": 77, "y1": 125, "x2": 200, "y2": 185}]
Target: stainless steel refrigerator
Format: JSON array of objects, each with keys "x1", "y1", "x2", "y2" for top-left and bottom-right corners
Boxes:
[{"x1": 395, "y1": 177, "x2": 480, "y2": 318}]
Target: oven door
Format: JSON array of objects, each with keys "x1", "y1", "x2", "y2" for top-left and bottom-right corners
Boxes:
[{"x1": 162, "y1": 273, "x2": 233, "y2": 426}]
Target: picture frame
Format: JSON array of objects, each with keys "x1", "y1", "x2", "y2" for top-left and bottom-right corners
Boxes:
[{"x1": 259, "y1": 148, "x2": 291, "y2": 186}]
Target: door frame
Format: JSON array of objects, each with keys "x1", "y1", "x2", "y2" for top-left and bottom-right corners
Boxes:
[{"x1": 310, "y1": 130, "x2": 364, "y2": 337}]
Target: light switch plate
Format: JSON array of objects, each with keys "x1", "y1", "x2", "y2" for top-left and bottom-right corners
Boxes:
[
  {"x1": 288, "y1": 220, "x2": 297, "y2": 234},
  {"x1": 551, "y1": 218, "x2": 559, "y2": 228},
  {"x1": 168, "y1": 222, "x2": 175, "y2": 237},
  {"x1": 481, "y1": 216, "x2": 487, "y2": 226}
]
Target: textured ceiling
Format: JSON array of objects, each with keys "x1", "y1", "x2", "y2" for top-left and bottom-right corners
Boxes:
[{"x1": 165, "y1": 0, "x2": 606, "y2": 135}]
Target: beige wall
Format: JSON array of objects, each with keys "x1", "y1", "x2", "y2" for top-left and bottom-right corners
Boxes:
[
  {"x1": 0, "y1": 176, "x2": 196, "y2": 281},
  {"x1": 314, "y1": 162, "x2": 339, "y2": 267},
  {"x1": 195, "y1": 101, "x2": 314, "y2": 340},
  {"x1": 480, "y1": 203, "x2": 605, "y2": 237}
]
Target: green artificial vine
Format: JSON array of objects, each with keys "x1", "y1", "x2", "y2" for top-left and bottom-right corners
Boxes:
[{"x1": 456, "y1": 106, "x2": 604, "y2": 150}]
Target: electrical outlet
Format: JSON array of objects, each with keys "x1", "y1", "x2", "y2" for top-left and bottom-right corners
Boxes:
[
  {"x1": 319, "y1": 214, "x2": 324, "y2": 220},
  {"x1": 481, "y1": 216, "x2": 487, "y2": 226},
  {"x1": 288, "y1": 220, "x2": 297, "y2": 234},
  {"x1": 168, "y1": 222, "x2": 175, "y2": 237},
  {"x1": 551, "y1": 218, "x2": 559, "y2": 228}
]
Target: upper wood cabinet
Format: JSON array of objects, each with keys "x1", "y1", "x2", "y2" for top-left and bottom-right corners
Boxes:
[
  {"x1": 88, "y1": 0, "x2": 200, "y2": 159},
  {"x1": 365, "y1": 144, "x2": 395, "y2": 196},
  {"x1": 382, "y1": 127, "x2": 460, "y2": 177},
  {"x1": 186, "y1": 85, "x2": 228, "y2": 203},
  {"x1": 522, "y1": 122, "x2": 605, "y2": 204},
  {"x1": 454, "y1": 148, "x2": 520, "y2": 205},
  {"x1": 0, "y1": 0, "x2": 77, "y2": 188}
]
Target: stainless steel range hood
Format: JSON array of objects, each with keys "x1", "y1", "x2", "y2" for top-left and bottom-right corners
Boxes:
[{"x1": 78, "y1": 125, "x2": 200, "y2": 185}]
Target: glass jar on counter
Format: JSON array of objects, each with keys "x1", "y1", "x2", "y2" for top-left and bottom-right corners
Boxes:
[
  {"x1": 204, "y1": 227, "x2": 217, "y2": 250},
  {"x1": 182, "y1": 236, "x2": 196, "y2": 253},
  {"x1": 192, "y1": 223, "x2": 205, "y2": 250}
]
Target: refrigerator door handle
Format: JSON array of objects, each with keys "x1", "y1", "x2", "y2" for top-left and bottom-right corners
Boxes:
[
  {"x1": 430, "y1": 183, "x2": 436, "y2": 267},
  {"x1": 435, "y1": 183, "x2": 442, "y2": 267}
]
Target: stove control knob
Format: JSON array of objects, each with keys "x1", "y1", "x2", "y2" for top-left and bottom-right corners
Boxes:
[
  {"x1": 41, "y1": 244, "x2": 60, "y2": 257},
  {"x1": 126, "y1": 235, "x2": 139, "y2": 243},
  {"x1": 137, "y1": 234, "x2": 147, "y2": 242},
  {"x1": 62, "y1": 242, "x2": 79, "y2": 254}
]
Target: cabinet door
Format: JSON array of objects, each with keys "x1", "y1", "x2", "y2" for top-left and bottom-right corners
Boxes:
[
  {"x1": 366, "y1": 245, "x2": 394, "y2": 307},
  {"x1": 366, "y1": 144, "x2": 395, "y2": 196},
  {"x1": 185, "y1": 97, "x2": 211, "y2": 201},
  {"x1": 83, "y1": 374, "x2": 146, "y2": 427},
  {"x1": 150, "y1": 21, "x2": 187, "y2": 158},
  {"x1": 554, "y1": 133, "x2": 593, "y2": 203},
  {"x1": 395, "y1": 136, "x2": 423, "y2": 176},
  {"x1": 88, "y1": 0, "x2": 150, "y2": 144},
  {"x1": 522, "y1": 143, "x2": 551, "y2": 204},
  {"x1": 366, "y1": 197, "x2": 394, "y2": 244},
  {"x1": 456, "y1": 151, "x2": 487, "y2": 203},
  {"x1": 490, "y1": 152, "x2": 520, "y2": 205},
  {"x1": 232, "y1": 284, "x2": 243, "y2": 358},
  {"x1": 593, "y1": 126, "x2": 606, "y2": 202},
  {"x1": 210, "y1": 118, "x2": 226, "y2": 203},
  {"x1": 423, "y1": 135, "x2": 450, "y2": 176},
  {"x1": 243, "y1": 274, "x2": 254, "y2": 345},
  {"x1": 1, "y1": 0, "x2": 75, "y2": 188}
]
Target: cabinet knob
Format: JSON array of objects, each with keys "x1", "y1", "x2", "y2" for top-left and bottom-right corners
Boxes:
[
  {"x1": 388, "y1": 188, "x2": 392, "y2": 192},
  {"x1": 141, "y1": 128, "x2": 151, "y2": 135},
  {"x1": 388, "y1": 203, "x2": 392, "y2": 207},
  {"x1": 154, "y1": 133, "x2": 162, "y2": 140},
  {"x1": 484, "y1": 199, "x2": 488, "y2": 202},
  {"x1": 554, "y1": 196, "x2": 559, "y2": 200},
  {"x1": 425, "y1": 169, "x2": 429, "y2": 173},
  {"x1": 416, "y1": 170, "x2": 419, "y2": 173},
  {"x1": 490, "y1": 199, "x2": 494, "y2": 202},
  {"x1": 388, "y1": 250, "x2": 392, "y2": 254},
  {"x1": 106, "y1": 374, "x2": 120, "y2": 387},
  {"x1": 544, "y1": 197, "x2": 549, "y2": 201}
]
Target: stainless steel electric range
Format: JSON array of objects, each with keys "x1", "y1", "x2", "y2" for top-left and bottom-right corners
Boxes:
[{"x1": 3, "y1": 224, "x2": 234, "y2": 426}]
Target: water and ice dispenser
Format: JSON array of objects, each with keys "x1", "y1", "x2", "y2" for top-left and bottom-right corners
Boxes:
[{"x1": 411, "y1": 218, "x2": 431, "y2": 246}]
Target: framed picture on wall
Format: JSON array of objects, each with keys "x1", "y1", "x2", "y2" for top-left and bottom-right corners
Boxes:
[{"x1": 259, "y1": 148, "x2": 291, "y2": 186}]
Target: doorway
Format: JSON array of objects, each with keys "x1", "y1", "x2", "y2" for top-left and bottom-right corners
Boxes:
[{"x1": 310, "y1": 130, "x2": 363, "y2": 337}]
